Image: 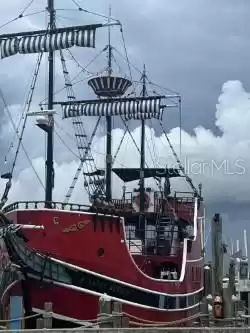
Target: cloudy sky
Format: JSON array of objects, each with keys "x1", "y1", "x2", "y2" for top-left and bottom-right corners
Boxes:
[{"x1": 0, "y1": 0, "x2": 250, "y2": 255}]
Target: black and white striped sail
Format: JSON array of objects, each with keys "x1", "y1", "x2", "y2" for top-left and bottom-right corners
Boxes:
[
  {"x1": 62, "y1": 96, "x2": 165, "y2": 120},
  {"x1": 0, "y1": 24, "x2": 104, "y2": 59}
]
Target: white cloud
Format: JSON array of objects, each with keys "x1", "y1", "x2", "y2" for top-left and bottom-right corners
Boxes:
[{"x1": 1, "y1": 80, "x2": 250, "y2": 208}]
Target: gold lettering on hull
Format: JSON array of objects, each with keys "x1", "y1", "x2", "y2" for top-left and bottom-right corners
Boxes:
[{"x1": 62, "y1": 220, "x2": 90, "y2": 233}]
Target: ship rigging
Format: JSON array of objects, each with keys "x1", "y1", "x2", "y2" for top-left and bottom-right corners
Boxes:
[
  {"x1": 0, "y1": 0, "x2": 199, "y2": 211},
  {"x1": 0, "y1": 1, "x2": 204, "y2": 328}
]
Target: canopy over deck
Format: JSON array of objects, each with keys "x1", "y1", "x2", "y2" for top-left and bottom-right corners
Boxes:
[{"x1": 112, "y1": 168, "x2": 180, "y2": 182}]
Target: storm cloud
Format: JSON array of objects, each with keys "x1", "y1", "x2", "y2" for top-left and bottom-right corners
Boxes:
[{"x1": 0, "y1": 0, "x2": 250, "y2": 249}]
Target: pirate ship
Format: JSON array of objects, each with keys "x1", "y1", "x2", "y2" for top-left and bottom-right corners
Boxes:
[{"x1": 0, "y1": 0, "x2": 204, "y2": 328}]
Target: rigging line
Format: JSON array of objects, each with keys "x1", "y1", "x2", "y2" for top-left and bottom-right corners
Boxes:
[
  {"x1": 64, "y1": 117, "x2": 102, "y2": 202},
  {"x1": 54, "y1": 120, "x2": 76, "y2": 142},
  {"x1": 21, "y1": 10, "x2": 47, "y2": 18},
  {"x1": 111, "y1": 53, "x2": 123, "y2": 76},
  {"x1": 39, "y1": 49, "x2": 105, "y2": 105},
  {"x1": 0, "y1": 8, "x2": 45, "y2": 31},
  {"x1": 6, "y1": 22, "x2": 50, "y2": 159},
  {"x1": 6, "y1": 57, "x2": 44, "y2": 157},
  {"x1": 148, "y1": 80, "x2": 180, "y2": 96},
  {"x1": 67, "y1": 1, "x2": 120, "y2": 22},
  {"x1": 54, "y1": 127, "x2": 80, "y2": 159},
  {"x1": 112, "y1": 128, "x2": 128, "y2": 165},
  {"x1": 120, "y1": 117, "x2": 142, "y2": 159},
  {"x1": 39, "y1": 75, "x2": 91, "y2": 106},
  {"x1": 149, "y1": 86, "x2": 179, "y2": 105},
  {"x1": 119, "y1": 27, "x2": 136, "y2": 96},
  {"x1": 145, "y1": 132, "x2": 156, "y2": 168},
  {"x1": 59, "y1": 49, "x2": 102, "y2": 197},
  {"x1": 92, "y1": 148, "x2": 129, "y2": 168},
  {"x1": 204, "y1": 223, "x2": 211, "y2": 247},
  {"x1": 120, "y1": 117, "x2": 150, "y2": 170},
  {"x1": 10, "y1": 53, "x2": 44, "y2": 175},
  {"x1": 114, "y1": 47, "x2": 180, "y2": 96},
  {"x1": 149, "y1": 119, "x2": 158, "y2": 164},
  {"x1": 59, "y1": 51, "x2": 98, "y2": 169},
  {"x1": 0, "y1": 88, "x2": 44, "y2": 188},
  {"x1": 120, "y1": 118, "x2": 161, "y2": 190},
  {"x1": 20, "y1": 0, "x2": 35, "y2": 15},
  {"x1": 159, "y1": 121, "x2": 199, "y2": 196},
  {"x1": 66, "y1": 47, "x2": 107, "y2": 76}
]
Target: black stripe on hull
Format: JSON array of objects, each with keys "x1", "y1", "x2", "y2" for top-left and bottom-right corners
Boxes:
[{"x1": 4, "y1": 233, "x2": 203, "y2": 311}]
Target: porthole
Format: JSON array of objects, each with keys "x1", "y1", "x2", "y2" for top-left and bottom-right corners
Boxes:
[{"x1": 97, "y1": 248, "x2": 104, "y2": 257}]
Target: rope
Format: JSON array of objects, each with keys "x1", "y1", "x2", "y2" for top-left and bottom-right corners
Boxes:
[
  {"x1": 68, "y1": 0, "x2": 120, "y2": 22},
  {"x1": 75, "y1": 311, "x2": 202, "y2": 327},
  {"x1": 0, "y1": 0, "x2": 44, "y2": 30},
  {"x1": 0, "y1": 312, "x2": 40, "y2": 323},
  {"x1": 160, "y1": 122, "x2": 199, "y2": 197},
  {"x1": 127, "y1": 312, "x2": 201, "y2": 327}
]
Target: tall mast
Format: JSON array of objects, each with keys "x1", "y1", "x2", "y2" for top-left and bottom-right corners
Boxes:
[
  {"x1": 45, "y1": 0, "x2": 55, "y2": 207},
  {"x1": 139, "y1": 65, "x2": 147, "y2": 213},
  {"x1": 105, "y1": 5, "x2": 112, "y2": 201}
]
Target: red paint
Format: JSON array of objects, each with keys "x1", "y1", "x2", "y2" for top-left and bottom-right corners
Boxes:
[{"x1": 2, "y1": 199, "x2": 204, "y2": 324}]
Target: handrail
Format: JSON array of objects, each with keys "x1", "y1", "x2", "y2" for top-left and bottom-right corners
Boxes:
[
  {"x1": 3, "y1": 201, "x2": 91, "y2": 214},
  {"x1": 3, "y1": 197, "x2": 196, "y2": 216}
]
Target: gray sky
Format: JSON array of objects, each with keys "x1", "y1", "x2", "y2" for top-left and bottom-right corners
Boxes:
[{"x1": 0, "y1": 0, "x2": 250, "y2": 250}]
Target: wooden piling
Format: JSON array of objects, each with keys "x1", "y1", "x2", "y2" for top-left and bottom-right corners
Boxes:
[{"x1": 43, "y1": 302, "x2": 53, "y2": 329}]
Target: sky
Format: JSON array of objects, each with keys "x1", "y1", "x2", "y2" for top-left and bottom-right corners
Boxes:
[{"x1": 0, "y1": 0, "x2": 250, "y2": 255}]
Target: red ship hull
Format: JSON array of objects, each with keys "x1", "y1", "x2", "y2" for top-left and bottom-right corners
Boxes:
[
  {"x1": 1, "y1": 198, "x2": 204, "y2": 326},
  {"x1": 3, "y1": 279, "x2": 199, "y2": 325}
]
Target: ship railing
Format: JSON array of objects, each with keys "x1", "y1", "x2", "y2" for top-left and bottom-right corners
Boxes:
[
  {"x1": 153, "y1": 191, "x2": 195, "y2": 218},
  {"x1": 2, "y1": 201, "x2": 91, "y2": 214},
  {"x1": 125, "y1": 227, "x2": 182, "y2": 256},
  {"x1": 111, "y1": 199, "x2": 133, "y2": 210}
]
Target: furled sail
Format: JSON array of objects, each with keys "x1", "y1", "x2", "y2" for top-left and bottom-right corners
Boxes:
[
  {"x1": 0, "y1": 24, "x2": 108, "y2": 59},
  {"x1": 61, "y1": 96, "x2": 165, "y2": 120}
]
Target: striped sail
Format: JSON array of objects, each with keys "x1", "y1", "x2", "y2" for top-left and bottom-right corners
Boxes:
[
  {"x1": 62, "y1": 97, "x2": 164, "y2": 120},
  {"x1": 0, "y1": 27, "x2": 96, "y2": 59}
]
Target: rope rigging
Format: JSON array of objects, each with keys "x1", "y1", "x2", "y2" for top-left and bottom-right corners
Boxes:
[
  {"x1": 160, "y1": 122, "x2": 200, "y2": 197},
  {"x1": 0, "y1": 53, "x2": 45, "y2": 209},
  {"x1": 59, "y1": 49, "x2": 104, "y2": 202},
  {"x1": 0, "y1": 0, "x2": 46, "y2": 31},
  {"x1": 0, "y1": 1, "x2": 199, "y2": 211},
  {"x1": 63, "y1": 117, "x2": 102, "y2": 203}
]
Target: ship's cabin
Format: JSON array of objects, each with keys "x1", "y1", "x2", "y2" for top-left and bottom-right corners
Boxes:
[
  {"x1": 2, "y1": 167, "x2": 199, "y2": 281},
  {"x1": 90, "y1": 167, "x2": 198, "y2": 280}
]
